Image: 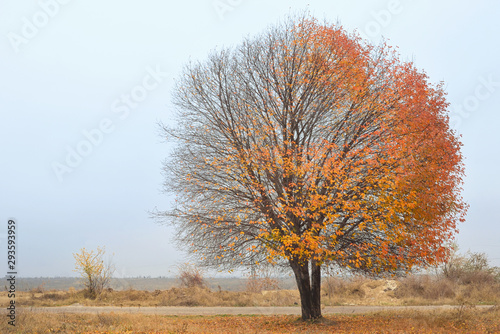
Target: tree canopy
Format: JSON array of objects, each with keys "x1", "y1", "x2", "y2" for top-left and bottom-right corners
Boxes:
[{"x1": 157, "y1": 16, "x2": 467, "y2": 319}]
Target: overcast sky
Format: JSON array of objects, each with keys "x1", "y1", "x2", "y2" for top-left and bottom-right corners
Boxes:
[{"x1": 1, "y1": 0, "x2": 499, "y2": 278}]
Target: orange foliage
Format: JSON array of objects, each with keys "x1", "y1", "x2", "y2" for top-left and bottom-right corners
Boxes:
[{"x1": 164, "y1": 16, "x2": 466, "y2": 283}]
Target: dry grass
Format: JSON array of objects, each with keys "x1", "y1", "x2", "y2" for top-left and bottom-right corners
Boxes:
[
  {"x1": 3, "y1": 271, "x2": 499, "y2": 333},
  {"x1": 394, "y1": 274, "x2": 500, "y2": 305},
  {"x1": 2, "y1": 306, "x2": 498, "y2": 333},
  {"x1": 4, "y1": 272, "x2": 499, "y2": 309},
  {"x1": 5, "y1": 286, "x2": 301, "y2": 308},
  {"x1": 322, "y1": 270, "x2": 500, "y2": 306}
]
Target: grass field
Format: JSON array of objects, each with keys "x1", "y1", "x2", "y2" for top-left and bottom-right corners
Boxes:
[
  {"x1": 2, "y1": 307, "x2": 499, "y2": 333},
  {"x1": 4, "y1": 259, "x2": 500, "y2": 333},
  {"x1": 8, "y1": 273, "x2": 500, "y2": 308}
]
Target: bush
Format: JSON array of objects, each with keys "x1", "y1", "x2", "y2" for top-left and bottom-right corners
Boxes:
[
  {"x1": 323, "y1": 276, "x2": 367, "y2": 301},
  {"x1": 392, "y1": 251, "x2": 500, "y2": 304},
  {"x1": 245, "y1": 266, "x2": 280, "y2": 293},
  {"x1": 177, "y1": 263, "x2": 205, "y2": 288},
  {"x1": 394, "y1": 275, "x2": 455, "y2": 301},
  {"x1": 442, "y1": 251, "x2": 499, "y2": 285}
]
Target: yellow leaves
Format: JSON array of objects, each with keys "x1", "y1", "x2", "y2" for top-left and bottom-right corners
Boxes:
[
  {"x1": 73, "y1": 247, "x2": 106, "y2": 277},
  {"x1": 167, "y1": 16, "x2": 465, "y2": 279},
  {"x1": 73, "y1": 246, "x2": 113, "y2": 297}
]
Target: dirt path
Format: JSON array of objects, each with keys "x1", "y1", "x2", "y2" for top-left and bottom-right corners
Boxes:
[{"x1": 22, "y1": 305, "x2": 494, "y2": 316}]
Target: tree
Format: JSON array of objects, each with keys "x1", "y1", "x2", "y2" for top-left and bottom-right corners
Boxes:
[
  {"x1": 73, "y1": 246, "x2": 115, "y2": 298},
  {"x1": 157, "y1": 16, "x2": 467, "y2": 320}
]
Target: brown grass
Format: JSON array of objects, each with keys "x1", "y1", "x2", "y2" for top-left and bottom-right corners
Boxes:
[
  {"x1": 2, "y1": 306, "x2": 499, "y2": 333},
  {"x1": 321, "y1": 271, "x2": 500, "y2": 306},
  {"x1": 3, "y1": 272, "x2": 499, "y2": 333},
  {"x1": 4, "y1": 273, "x2": 499, "y2": 309},
  {"x1": 5, "y1": 286, "x2": 301, "y2": 308},
  {"x1": 394, "y1": 275, "x2": 500, "y2": 305}
]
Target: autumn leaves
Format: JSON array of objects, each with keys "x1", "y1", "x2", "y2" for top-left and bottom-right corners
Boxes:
[{"x1": 161, "y1": 16, "x2": 466, "y2": 298}]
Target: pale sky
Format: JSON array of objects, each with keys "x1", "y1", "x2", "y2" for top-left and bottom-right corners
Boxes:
[{"x1": 1, "y1": 0, "x2": 499, "y2": 278}]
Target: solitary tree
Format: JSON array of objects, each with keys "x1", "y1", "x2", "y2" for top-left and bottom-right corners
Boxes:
[
  {"x1": 73, "y1": 246, "x2": 115, "y2": 298},
  {"x1": 157, "y1": 16, "x2": 467, "y2": 320}
]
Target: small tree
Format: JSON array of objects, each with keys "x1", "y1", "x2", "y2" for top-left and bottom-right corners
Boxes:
[{"x1": 73, "y1": 246, "x2": 114, "y2": 298}]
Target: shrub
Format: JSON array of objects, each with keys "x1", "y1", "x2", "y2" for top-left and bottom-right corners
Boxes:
[
  {"x1": 322, "y1": 276, "x2": 367, "y2": 301},
  {"x1": 394, "y1": 275, "x2": 455, "y2": 301},
  {"x1": 442, "y1": 251, "x2": 499, "y2": 285},
  {"x1": 245, "y1": 265, "x2": 280, "y2": 293},
  {"x1": 177, "y1": 263, "x2": 205, "y2": 288}
]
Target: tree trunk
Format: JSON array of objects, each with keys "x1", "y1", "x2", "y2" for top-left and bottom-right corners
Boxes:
[
  {"x1": 311, "y1": 259, "x2": 322, "y2": 318},
  {"x1": 290, "y1": 259, "x2": 322, "y2": 320}
]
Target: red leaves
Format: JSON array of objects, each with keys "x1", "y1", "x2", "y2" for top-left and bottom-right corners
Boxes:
[{"x1": 167, "y1": 16, "x2": 466, "y2": 277}]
